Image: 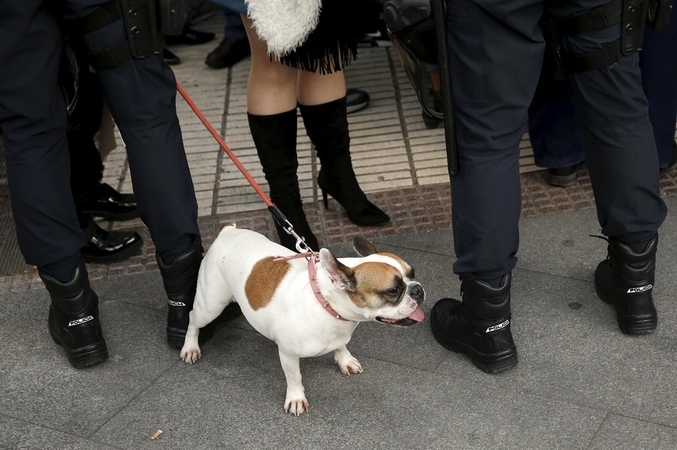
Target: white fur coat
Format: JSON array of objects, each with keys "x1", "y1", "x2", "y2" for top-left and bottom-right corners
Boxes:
[{"x1": 244, "y1": 0, "x2": 323, "y2": 58}]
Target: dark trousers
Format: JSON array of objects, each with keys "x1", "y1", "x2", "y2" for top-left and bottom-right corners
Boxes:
[
  {"x1": 0, "y1": 0, "x2": 200, "y2": 274},
  {"x1": 528, "y1": 5, "x2": 677, "y2": 169},
  {"x1": 446, "y1": 0, "x2": 667, "y2": 280},
  {"x1": 67, "y1": 58, "x2": 106, "y2": 223}
]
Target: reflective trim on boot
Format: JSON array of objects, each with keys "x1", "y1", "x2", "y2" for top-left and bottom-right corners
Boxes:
[
  {"x1": 430, "y1": 274, "x2": 517, "y2": 373},
  {"x1": 594, "y1": 236, "x2": 658, "y2": 334},
  {"x1": 157, "y1": 241, "x2": 203, "y2": 348},
  {"x1": 40, "y1": 260, "x2": 108, "y2": 368}
]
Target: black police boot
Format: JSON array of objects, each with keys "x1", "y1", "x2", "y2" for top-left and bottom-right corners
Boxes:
[
  {"x1": 430, "y1": 274, "x2": 517, "y2": 373},
  {"x1": 157, "y1": 242, "x2": 203, "y2": 349},
  {"x1": 39, "y1": 260, "x2": 108, "y2": 369},
  {"x1": 81, "y1": 183, "x2": 139, "y2": 221},
  {"x1": 80, "y1": 221, "x2": 143, "y2": 264},
  {"x1": 594, "y1": 236, "x2": 658, "y2": 334}
]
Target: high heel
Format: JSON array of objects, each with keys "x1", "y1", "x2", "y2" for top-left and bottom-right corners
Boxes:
[
  {"x1": 248, "y1": 110, "x2": 319, "y2": 251},
  {"x1": 318, "y1": 170, "x2": 390, "y2": 226},
  {"x1": 299, "y1": 97, "x2": 390, "y2": 227}
]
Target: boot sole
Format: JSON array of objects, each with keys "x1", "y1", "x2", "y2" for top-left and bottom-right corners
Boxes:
[
  {"x1": 430, "y1": 314, "x2": 518, "y2": 374},
  {"x1": 50, "y1": 332, "x2": 108, "y2": 369},
  {"x1": 594, "y1": 284, "x2": 657, "y2": 335},
  {"x1": 167, "y1": 327, "x2": 187, "y2": 349}
]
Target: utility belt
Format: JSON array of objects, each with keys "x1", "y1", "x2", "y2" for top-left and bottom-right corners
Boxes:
[
  {"x1": 546, "y1": 0, "x2": 673, "y2": 74},
  {"x1": 68, "y1": 0, "x2": 185, "y2": 70}
]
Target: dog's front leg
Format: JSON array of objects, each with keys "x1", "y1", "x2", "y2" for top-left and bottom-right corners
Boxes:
[
  {"x1": 180, "y1": 320, "x2": 201, "y2": 364},
  {"x1": 334, "y1": 345, "x2": 363, "y2": 375},
  {"x1": 278, "y1": 350, "x2": 308, "y2": 416}
]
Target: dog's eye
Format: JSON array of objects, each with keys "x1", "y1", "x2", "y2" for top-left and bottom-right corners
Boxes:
[{"x1": 386, "y1": 286, "x2": 403, "y2": 297}]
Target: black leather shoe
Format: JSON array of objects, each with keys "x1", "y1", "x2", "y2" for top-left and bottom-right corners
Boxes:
[
  {"x1": 80, "y1": 222, "x2": 143, "y2": 264},
  {"x1": 205, "y1": 36, "x2": 251, "y2": 69},
  {"x1": 430, "y1": 274, "x2": 517, "y2": 373},
  {"x1": 81, "y1": 183, "x2": 139, "y2": 221},
  {"x1": 40, "y1": 260, "x2": 108, "y2": 369},
  {"x1": 346, "y1": 89, "x2": 370, "y2": 114},
  {"x1": 163, "y1": 48, "x2": 181, "y2": 65},
  {"x1": 167, "y1": 26, "x2": 215, "y2": 46},
  {"x1": 595, "y1": 236, "x2": 658, "y2": 334},
  {"x1": 545, "y1": 161, "x2": 584, "y2": 187}
]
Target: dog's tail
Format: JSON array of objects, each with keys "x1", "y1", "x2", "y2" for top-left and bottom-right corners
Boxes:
[{"x1": 219, "y1": 223, "x2": 237, "y2": 233}]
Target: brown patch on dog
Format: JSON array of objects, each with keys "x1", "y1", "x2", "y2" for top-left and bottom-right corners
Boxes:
[
  {"x1": 245, "y1": 257, "x2": 290, "y2": 310},
  {"x1": 378, "y1": 252, "x2": 415, "y2": 279},
  {"x1": 219, "y1": 223, "x2": 235, "y2": 232},
  {"x1": 346, "y1": 262, "x2": 404, "y2": 307}
]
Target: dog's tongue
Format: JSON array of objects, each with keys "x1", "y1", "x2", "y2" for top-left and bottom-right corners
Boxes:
[{"x1": 407, "y1": 307, "x2": 425, "y2": 323}]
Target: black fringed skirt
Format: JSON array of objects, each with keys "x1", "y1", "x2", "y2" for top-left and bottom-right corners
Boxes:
[{"x1": 277, "y1": 0, "x2": 361, "y2": 74}]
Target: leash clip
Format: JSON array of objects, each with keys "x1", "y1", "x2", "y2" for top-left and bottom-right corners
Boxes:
[{"x1": 269, "y1": 205, "x2": 312, "y2": 253}]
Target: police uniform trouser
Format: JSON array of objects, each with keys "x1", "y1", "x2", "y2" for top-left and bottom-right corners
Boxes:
[
  {"x1": 641, "y1": 5, "x2": 677, "y2": 167},
  {"x1": 0, "y1": 0, "x2": 200, "y2": 276},
  {"x1": 445, "y1": 0, "x2": 668, "y2": 280}
]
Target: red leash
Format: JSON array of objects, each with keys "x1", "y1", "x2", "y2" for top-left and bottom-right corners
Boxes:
[
  {"x1": 176, "y1": 82, "x2": 312, "y2": 253},
  {"x1": 176, "y1": 82, "x2": 272, "y2": 206}
]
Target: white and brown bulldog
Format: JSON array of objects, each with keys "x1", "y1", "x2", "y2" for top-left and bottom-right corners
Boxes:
[{"x1": 180, "y1": 224, "x2": 425, "y2": 415}]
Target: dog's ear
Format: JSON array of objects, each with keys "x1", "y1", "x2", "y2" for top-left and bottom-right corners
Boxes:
[
  {"x1": 319, "y1": 249, "x2": 357, "y2": 291},
  {"x1": 353, "y1": 236, "x2": 379, "y2": 257}
]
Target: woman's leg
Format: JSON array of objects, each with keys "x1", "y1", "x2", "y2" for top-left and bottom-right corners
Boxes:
[{"x1": 243, "y1": 15, "x2": 298, "y2": 114}]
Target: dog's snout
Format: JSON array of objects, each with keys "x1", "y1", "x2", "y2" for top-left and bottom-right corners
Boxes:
[{"x1": 408, "y1": 283, "x2": 424, "y2": 303}]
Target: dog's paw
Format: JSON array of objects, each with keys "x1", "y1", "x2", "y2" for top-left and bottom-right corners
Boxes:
[
  {"x1": 180, "y1": 346, "x2": 202, "y2": 365},
  {"x1": 334, "y1": 350, "x2": 363, "y2": 375},
  {"x1": 284, "y1": 395, "x2": 309, "y2": 416},
  {"x1": 337, "y1": 356, "x2": 363, "y2": 375}
]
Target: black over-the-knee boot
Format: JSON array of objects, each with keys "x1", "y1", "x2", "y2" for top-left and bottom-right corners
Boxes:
[
  {"x1": 430, "y1": 273, "x2": 518, "y2": 373},
  {"x1": 39, "y1": 259, "x2": 109, "y2": 368},
  {"x1": 157, "y1": 241, "x2": 203, "y2": 349},
  {"x1": 248, "y1": 109, "x2": 319, "y2": 251},
  {"x1": 594, "y1": 235, "x2": 658, "y2": 334},
  {"x1": 299, "y1": 97, "x2": 389, "y2": 226}
]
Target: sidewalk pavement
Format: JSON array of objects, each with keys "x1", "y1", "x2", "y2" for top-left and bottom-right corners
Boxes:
[{"x1": 1, "y1": 14, "x2": 677, "y2": 450}]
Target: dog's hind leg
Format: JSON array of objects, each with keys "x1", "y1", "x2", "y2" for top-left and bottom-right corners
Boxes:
[
  {"x1": 279, "y1": 350, "x2": 309, "y2": 416},
  {"x1": 180, "y1": 281, "x2": 234, "y2": 364}
]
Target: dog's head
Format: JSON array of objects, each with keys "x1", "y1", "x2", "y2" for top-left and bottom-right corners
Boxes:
[{"x1": 319, "y1": 237, "x2": 425, "y2": 326}]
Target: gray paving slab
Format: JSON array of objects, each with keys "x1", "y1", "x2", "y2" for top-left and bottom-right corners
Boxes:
[
  {"x1": 589, "y1": 413, "x2": 677, "y2": 450},
  {"x1": 90, "y1": 328, "x2": 605, "y2": 450},
  {"x1": 0, "y1": 415, "x2": 116, "y2": 450}
]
